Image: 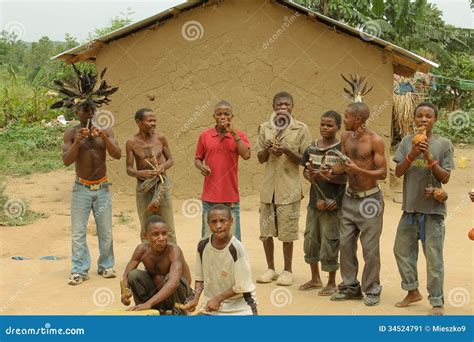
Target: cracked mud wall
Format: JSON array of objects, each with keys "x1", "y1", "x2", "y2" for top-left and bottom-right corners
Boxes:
[{"x1": 95, "y1": 0, "x2": 394, "y2": 199}]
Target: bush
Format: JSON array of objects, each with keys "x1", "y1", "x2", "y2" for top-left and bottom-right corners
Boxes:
[
  {"x1": 433, "y1": 110, "x2": 474, "y2": 144},
  {"x1": 0, "y1": 67, "x2": 66, "y2": 127},
  {"x1": 0, "y1": 122, "x2": 68, "y2": 175}
]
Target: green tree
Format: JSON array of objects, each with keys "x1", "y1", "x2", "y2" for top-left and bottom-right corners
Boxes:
[
  {"x1": 24, "y1": 36, "x2": 56, "y2": 81},
  {"x1": 295, "y1": 0, "x2": 472, "y2": 64},
  {"x1": 87, "y1": 8, "x2": 134, "y2": 40},
  {"x1": 428, "y1": 53, "x2": 474, "y2": 110},
  {"x1": 0, "y1": 31, "x2": 27, "y2": 69}
]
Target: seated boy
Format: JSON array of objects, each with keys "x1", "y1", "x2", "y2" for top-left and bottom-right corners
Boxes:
[{"x1": 182, "y1": 204, "x2": 258, "y2": 315}]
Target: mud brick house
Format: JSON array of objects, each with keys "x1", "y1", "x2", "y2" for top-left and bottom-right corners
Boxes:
[{"x1": 54, "y1": 0, "x2": 437, "y2": 198}]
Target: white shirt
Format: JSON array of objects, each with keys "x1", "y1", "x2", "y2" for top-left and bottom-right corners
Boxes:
[{"x1": 195, "y1": 235, "x2": 257, "y2": 315}]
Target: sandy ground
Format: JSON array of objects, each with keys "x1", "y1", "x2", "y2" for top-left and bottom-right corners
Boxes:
[{"x1": 0, "y1": 148, "x2": 473, "y2": 316}]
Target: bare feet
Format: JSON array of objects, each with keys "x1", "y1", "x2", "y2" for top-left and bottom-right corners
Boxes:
[
  {"x1": 429, "y1": 306, "x2": 444, "y2": 316},
  {"x1": 318, "y1": 284, "x2": 337, "y2": 296},
  {"x1": 395, "y1": 290, "x2": 423, "y2": 307},
  {"x1": 299, "y1": 280, "x2": 323, "y2": 291}
]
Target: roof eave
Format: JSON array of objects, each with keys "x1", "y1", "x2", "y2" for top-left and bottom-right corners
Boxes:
[
  {"x1": 52, "y1": 0, "x2": 438, "y2": 76},
  {"x1": 280, "y1": 0, "x2": 438, "y2": 75},
  {"x1": 51, "y1": 0, "x2": 206, "y2": 63}
]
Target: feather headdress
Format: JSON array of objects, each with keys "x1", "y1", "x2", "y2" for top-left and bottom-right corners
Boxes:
[
  {"x1": 50, "y1": 65, "x2": 118, "y2": 110},
  {"x1": 341, "y1": 74, "x2": 373, "y2": 103}
]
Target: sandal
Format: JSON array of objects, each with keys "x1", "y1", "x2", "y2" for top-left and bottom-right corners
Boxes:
[{"x1": 298, "y1": 281, "x2": 323, "y2": 291}]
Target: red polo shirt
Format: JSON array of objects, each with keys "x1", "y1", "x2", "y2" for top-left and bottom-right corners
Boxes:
[{"x1": 195, "y1": 127, "x2": 250, "y2": 203}]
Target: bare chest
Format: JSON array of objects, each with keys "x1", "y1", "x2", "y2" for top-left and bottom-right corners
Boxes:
[
  {"x1": 133, "y1": 140, "x2": 164, "y2": 162},
  {"x1": 74, "y1": 129, "x2": 106, "y2": 153},
  {"x1": 345, "y1": 136, "x2": 373, "y2": 161},
  {"x1": 142, "y1": 250, "x2": 171, "y2": 276}
]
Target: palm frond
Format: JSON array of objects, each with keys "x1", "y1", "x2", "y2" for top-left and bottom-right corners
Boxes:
[{"x1": 341, "y1": 73, "x2": 374, "y2": 102}]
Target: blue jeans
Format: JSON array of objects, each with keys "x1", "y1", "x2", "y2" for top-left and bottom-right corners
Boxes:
[
  {"x1": 71, "y1": 182, "x2": 114, "y2": 276},
  {"x1": 201, "y1": 201, "x2": 241, "y2": 241}
]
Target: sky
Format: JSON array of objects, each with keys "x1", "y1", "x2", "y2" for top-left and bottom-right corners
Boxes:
[{"x1": 0, "y1": 0, "x2": 472, "y2": 43}]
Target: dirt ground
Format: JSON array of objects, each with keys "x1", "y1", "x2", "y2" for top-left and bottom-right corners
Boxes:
[{"x1": 1, "y1": 147, "x2": 473, "y2": 316}]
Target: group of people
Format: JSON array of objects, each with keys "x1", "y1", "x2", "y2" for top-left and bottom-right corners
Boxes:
[{"x1": 62, "y1": 89, "x2": 455, "y2": 316}]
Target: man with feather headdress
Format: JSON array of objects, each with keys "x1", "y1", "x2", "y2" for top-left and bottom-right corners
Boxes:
[
  {"x1": 330, "y1": 75, "x2": 387, "y2": 306},
  {"x1": 52, "y1": 65, "x2": 122, "y2": 286}
]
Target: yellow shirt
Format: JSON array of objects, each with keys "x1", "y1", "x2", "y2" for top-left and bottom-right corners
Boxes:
[{"x1": 256, "y1": 115, "x2": 312, "y2": 205}]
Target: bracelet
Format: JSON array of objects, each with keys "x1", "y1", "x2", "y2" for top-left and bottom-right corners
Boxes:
[
  {"x1": 428, "y1": 160, "x2": 439, "y2": 168},
  {"x1": 405, "y1": 154, "x2": 413, "y2": 163}
]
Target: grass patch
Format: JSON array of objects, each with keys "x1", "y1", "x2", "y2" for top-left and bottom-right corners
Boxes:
[
  {"x1": 433, "y1": 110, "x2": 474, "y2": 145},
  {"x1": 0, "y1": 122, "x2": 69, "y2": 176},
  {"x1": 115, "y1": 212, "x2": 133, "y2": 225},
  {"x1": 0, "y1": 122, "x2": 65, "y2": 226},
  {"x1": 0, "y1": 178, "x2": 48, "y2": 226}
]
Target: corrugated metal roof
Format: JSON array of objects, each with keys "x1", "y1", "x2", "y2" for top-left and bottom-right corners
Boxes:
[{"x1": 52, "y1": 0, "x2": 438, "y2": 74}]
